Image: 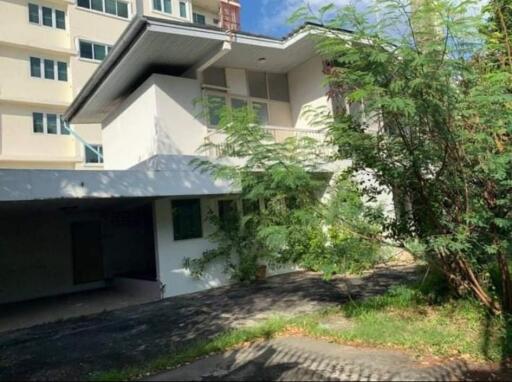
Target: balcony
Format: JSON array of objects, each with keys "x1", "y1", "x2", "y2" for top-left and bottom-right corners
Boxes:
[{"x1": 204, "y1": 126, "x2": 333, "y2": 158}]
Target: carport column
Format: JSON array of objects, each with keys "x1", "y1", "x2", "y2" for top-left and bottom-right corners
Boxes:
[{"x1": 152, "y1": 198, "x2": 168, "y2": 299}]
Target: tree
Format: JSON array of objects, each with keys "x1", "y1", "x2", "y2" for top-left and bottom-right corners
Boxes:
[{"x1": 294, "y1": 0, "x2": 512, "y2": 314}]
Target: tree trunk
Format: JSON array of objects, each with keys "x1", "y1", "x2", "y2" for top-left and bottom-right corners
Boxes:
[{"x1": 497, "y1": 252, "x2": 512, "y2": 314}]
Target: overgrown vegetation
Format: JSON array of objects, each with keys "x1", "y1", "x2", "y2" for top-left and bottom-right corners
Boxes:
[
  {"x1": 186, "y1": 107, "x2": 385, "y2": 282},
  {"x1": 90, "y1": 275, "x2": 507, "y2": 381}
]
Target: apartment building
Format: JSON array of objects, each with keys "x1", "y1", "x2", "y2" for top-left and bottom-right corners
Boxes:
[
  {"x1": 0, "y1": 17, "x2": 345, "y2": 330},
  {"x1": 0, "y1": 0, "x2": 240, "y2": 169}
]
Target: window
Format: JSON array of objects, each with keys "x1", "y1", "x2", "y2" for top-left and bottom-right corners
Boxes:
[
  {"x1": 32, "y1": 113, "x2": 67, "y2": 135},
  {"x1": 207, "y1": 95, "x2": 226, "y2": 127},
  {"x1": 44, "y1": 59, "x2": 54, "y2": 79},
  {"x1": 162, "y1": 0, "x2": 171, "y2": 13},
  {"x1": 253, "y1": 102, "x2": 269, "y2": 125},
  {"x1": 85, "y1": 144, "x2": 104, "y2": 164},
  {"x1": 30, "y1": 57, "x2": 41, "y2": 78},
  {"x1": 47, "y1": 114, "x2": 58, "y2": 134},
  {"x1": 77, "y1": 0, "x2": 129, "y2": 18},
  {"x1": 203, "y1": 67, "x2": 226, "y2": 88},
  {"x1": 231, "y1": 98, "x2": 247, "y2": 110},
  {"x1": 247, "y1": 71, "x2": 268, "y2": 99},
  {"x1": 55, "y1": 10, "x2": 65, "y2": 29},
  {"x1": 42, "y1": 6, "x2": 53, "y2": 26},
  {"x1": 57, "y1": 62, "x2": 67, "y2": 81},
  {"x1": 28, "y1": 3, "x2": 39, "y2": 23},
  {"x1": 32, "y1": 112, "x2": 44, "y2": 133},
  {"x1": 153, "y1": 0, "x2": 171, "y2": 13},
  {"x1": 193, "y1": 12, "x2": 206, "y2": 25},
  {"x1": 152, "y1": 0, "x2": 161, "y2": 11},
  {"x1": 79, "y1": 40, "x2": 111, "y2": 61},
  {"x1": 172, "y1": 199, "x2": 202, "y2": 241},
  {"x1": 179, "y1": 1, "x2": 187, "y2": 18}
]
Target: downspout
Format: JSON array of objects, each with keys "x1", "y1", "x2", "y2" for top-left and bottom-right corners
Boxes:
[
  {"x1": 62, "y1": 121, "x2": 104, "y2": 162},
  {"x1": 189, "y1": 40, "x2": 232, "y2": 82}
]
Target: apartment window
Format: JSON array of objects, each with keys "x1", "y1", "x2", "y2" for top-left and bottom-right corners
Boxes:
[
  {"x1": 231, "y1": 98, "x2": 247, "y2": 110},
  {"x1": 44, "y1": 59, "x2": 55, "y2": 79},
  {"x1": 42, "y1": 7, "x2": 53, "y2": 26},
  {"x1": 77, "y1": 0, "x2": 129, "y2": 18},
  {"x1": 28, "y1": 4, "x2": 66, "y2": 29},
  {"x1": 247, "y1": 71, "x2": 268, "y2": 99},
  {"x1": 30, "y1": 57, "x2": 41, "y2": 78},
  {"x1": 55, "y1": 10, "x2": 66, "y2": 29},
  {"x1": 179, "y1": 1, "x2": 187, "y2": 18},
  {"x1": 32, "y1": 112, "x2": 44, "y2": 133},
  {"x1": 193, "y1": 12, "x2": 206, "y2": 25},
  {"x1": 32, "y1": 112, "x2": 67, "y2": 135},
  {"x1": 203, "y1": 67, "x2": 227, "y2": 88},
  {"x1": 253, "y1": 102, "x2": 269, "y2": 125},
  {"x1": 28, "y1": 3, "x2": 39, "y2": 23},
  {"x1": 57, "y1": 62, "x2": 68, "y2": 81},
  {"x1": 60, "y1": 117, "x2": 70, "y2": 135},
  {"x1": 152, "y1": 0, "x2": 171, "y2": 13},
  {"x1": 172, "y1": 199, "x2": 202, "y2": 241},
  {"x1": 85, "y1": 144, "x2": 104, "y2": 164},
  {"x1": 207, "y1": 95, "x2": 226, "y2": 127},
  {"x1": 79, "y1": 40, "x2": 111, "y2": 61}
]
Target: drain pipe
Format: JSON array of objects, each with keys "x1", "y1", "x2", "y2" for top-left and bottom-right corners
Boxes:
[
  {"x1": 62, "y1": 121, "x2": 104, "y2": 162},
  {"x1": 184, "y1": 40, "x2": 232, "y2": 81}
]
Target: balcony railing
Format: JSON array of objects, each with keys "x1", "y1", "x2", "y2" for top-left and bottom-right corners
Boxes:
[{"x1": 204, "y1": 126, "x2": 333, "y2": 158}]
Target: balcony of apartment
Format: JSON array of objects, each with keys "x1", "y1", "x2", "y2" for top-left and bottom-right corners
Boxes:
[{"x1": 0, "y1": 0, "x2": 72, "y2": 54}]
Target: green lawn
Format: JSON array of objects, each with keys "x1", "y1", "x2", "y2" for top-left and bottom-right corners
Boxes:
[{"x1": 92, "y1": 283, "x2": 506, "y2": 381}]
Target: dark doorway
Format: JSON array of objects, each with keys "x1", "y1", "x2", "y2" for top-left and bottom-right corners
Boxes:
[{"x1": 72, "y1": 221, "x2": 104, "y2": 285}]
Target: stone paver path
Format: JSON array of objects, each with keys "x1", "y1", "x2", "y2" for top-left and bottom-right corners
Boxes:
[
  {"x1": 148, "y1": 336, "x2": 468, "y2": 381},
  {"x1": 0, "y1": 264, "x2": 418, "y2": 381}
]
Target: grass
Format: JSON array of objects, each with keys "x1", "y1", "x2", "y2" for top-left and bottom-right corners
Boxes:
[{"x1": 90, "y1": 283, "x2": 507, "y2": 381}]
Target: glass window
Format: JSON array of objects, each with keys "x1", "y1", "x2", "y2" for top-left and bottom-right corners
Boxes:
[
  {"x1": 85, "y1": 144, "x2": 103, "y2": 163},
  {"x1": 42, "y1": 7, "x2": 53, "y2": 27},
  {"x1": 231, "y1": 98, "x2": 247, "y2": 110},
  {"x1": 179, "y1": 1, "x2": 187, "y2": 18},
  {"x1": 30, "y1": 57, "x2": 41, "y2": 78},
  {"x1": 172, "y1": 199, "x2": 202, "y2": 241},
  {"x1": 152, "y1": 0, "x2": 161, "y2": 11},
  {"x1": 28, "y1": 3, "x2": 39, "y2": 23},
  {"x1": 47, "y1": 114, "x2": 58, "y2": 134},
  {"x1": 79, "y1": 41, "x2": 93, "y2": 59},
  {"x1": 193, "y1": 13, "x2": 206, "y2": 25},
  {"x1": 117, "y1": 1, "x2": 128, "y2": 17},
  {"x1": 247, "y1": 71, "x2": 268, "y2": 99},
  {"x1": 57, "y1": 62, "x2": 67, "y2": 81},
  {"x1": 44, "y1": 59, "x2": 54, "y2": 79},
  {"x1": 253, "y1": 102, "x2": 269, "y2": 125},
  {"x1": 33, "y1": 112, "x2": 44, "y2": 133},
  {"x1": 105, "y1": 0, "x2": 117, "y2": 15},
  {"x1": 77, "y1": 0, "x2": 90, "y2": 8},
  {"x1": 268, "y1": 73, "x2": 290, "y2": 102},
  {"x1": 203, "y1": 67, "x2": 226, "y2": 88},
  {"x1": 91, "y1": 0, "x2": 103, "y2": 12},
  {"x1": 163, "y1": 0, "x2": 171, "y2": 13},
  {"x1": 60, "y1": 117, "x2": 70, "y2": 135},
  {"x1": 93, "y1": 44, "x2": 106, "y2": 61},
  {"x1": 207, "y1": 95, "x2": 226, "y2": 127},
  {"x1": 55, "y1": 10, "x2": 65, "y2": 29}
]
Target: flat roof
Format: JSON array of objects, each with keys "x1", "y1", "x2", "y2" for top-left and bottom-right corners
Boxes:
[{"x1": 65, "y1": 18, "x2": 350, "y2": 124}]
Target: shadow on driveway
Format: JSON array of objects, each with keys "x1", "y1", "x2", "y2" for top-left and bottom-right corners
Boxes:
[{"x1": 0, "y1": 265, "x2": 418, "y2": 381}]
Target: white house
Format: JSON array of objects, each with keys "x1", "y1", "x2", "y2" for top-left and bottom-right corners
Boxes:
[{"x1": 0, "y1": 17, "x2": 345, "y2": 314}]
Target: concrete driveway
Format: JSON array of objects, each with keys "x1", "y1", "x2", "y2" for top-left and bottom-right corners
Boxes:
[{"x1": 0, "y1": 265, "x2": 418, "y2": 381}]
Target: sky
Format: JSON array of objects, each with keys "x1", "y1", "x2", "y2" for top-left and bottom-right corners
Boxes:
[{"x1": 239, "y1": 0, "x2": 362, "y2": 38}]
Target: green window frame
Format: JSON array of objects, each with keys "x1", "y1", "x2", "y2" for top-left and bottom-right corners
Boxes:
[
  {"x1": 28, "y1": 3, "x2": 39, "y2": 23},
  {"x1": 30, "y1": 57, "x2": 41, "y2": 78},
  {"x1": 44, "y1": 59, "x2": 54, "y2": 79},
  {"x1": 172, "y1": 199, "x2": 203, "y2": 241},
  {"x1": 32, "y1": 112, "x2": 44, "y2": 133},
  {"x1": 57, "y1": 62, "x2": 67, "y2": 81}
]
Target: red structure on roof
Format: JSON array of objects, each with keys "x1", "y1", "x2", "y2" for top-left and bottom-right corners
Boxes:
[{"x1": 219, "y1": 0, "x2": 240, "y2": 31}]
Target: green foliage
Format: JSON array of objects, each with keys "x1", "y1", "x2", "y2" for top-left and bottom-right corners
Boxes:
[
  {"x1": 188, "y1": 103, "x2": 383, "y2": 281},
  {"x1": 295, "y1": 0, "x2": 512, "y2": 313}
]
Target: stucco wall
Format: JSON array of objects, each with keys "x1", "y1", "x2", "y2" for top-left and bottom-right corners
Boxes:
[
  {"x1": 153, "y1": 197, "x2": 233, "y2": 298},
  {"x1": 288, "y1": 56, "x2": 331, "y2": 130}
]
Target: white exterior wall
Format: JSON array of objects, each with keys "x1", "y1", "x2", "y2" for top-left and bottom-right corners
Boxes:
[
  {"x1": 102, "y1": 77, "x2": 158, "y2": 169},
  {"x1": 153, "y1": 197, "x2": 232, "y2": 298},
  {"x1": 288, "y1": 56, "x2": 331, "y2": 130}
]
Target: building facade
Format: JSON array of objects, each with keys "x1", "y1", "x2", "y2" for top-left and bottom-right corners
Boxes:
[{"x1": 0, "y1": 0, "x2": 240, "y2": 169}]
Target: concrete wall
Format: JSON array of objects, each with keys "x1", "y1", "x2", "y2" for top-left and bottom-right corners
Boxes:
[
  {"x1": 154, "y1": 197, "x2": 232, "y2": 298},
  {"x1": 288, "y1": 56, "x2": 331, "y2": 130}
]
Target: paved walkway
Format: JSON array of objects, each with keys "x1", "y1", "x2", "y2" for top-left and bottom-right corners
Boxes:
[
  {"x1": 148, "y1": 336, "x2": 468, "y2": 381},
  {"x1": 0, "y1": 265, "x2": 418, "y2": 381}
]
